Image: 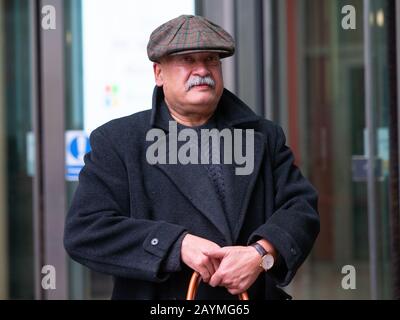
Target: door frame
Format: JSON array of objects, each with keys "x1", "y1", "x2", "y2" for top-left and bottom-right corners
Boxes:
[{"x1": 31, "y1": 0, "x2": 68, "y2": 300}]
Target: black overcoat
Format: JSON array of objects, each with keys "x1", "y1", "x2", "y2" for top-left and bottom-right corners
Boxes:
[{"x1": 64, "y1": 86, "x2": 320, "y2": 300}]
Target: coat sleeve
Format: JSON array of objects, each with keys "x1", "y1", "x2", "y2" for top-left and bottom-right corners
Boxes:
[
  {"x1": 247, "y1": 125, "x2": 320, "y2": 287},
  {"x1": 64, "y1": 127, "x2": 187, "y2": 283}
]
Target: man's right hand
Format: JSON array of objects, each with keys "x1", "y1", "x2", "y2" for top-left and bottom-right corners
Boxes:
[{"x1": 180, "y1": 233, "x2": 221, "y2": 283}]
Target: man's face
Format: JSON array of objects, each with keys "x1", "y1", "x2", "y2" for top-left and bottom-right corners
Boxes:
[{"x1": 153, "y1": 52, "x2": 224, "y2": 114}]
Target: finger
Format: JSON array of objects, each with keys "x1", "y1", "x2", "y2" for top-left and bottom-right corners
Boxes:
[
  {"x1": 228, "y1": 288, "x2": 239, "y2": 295},
  {"x1": 205, "y1": 248, "x2": 225, "y2": 259},
  {"x1": 211, "y1": 258, "x2": 220, "y2": 273},
  {"x1": 209, "y1": 271, "x2": 223, "y2": 287},
  {"x1": 227, "y1": 284, "x2": 244, "y2": 295},
  {"x1": 198, "y1": 266, "x2": 210, "y2": 283},
  {"x1": 204, "y1": 259, "x2": 215, "y2": 281},
  {"x1": 200, "y1": 271, "x2": 210, "y2": 283}
]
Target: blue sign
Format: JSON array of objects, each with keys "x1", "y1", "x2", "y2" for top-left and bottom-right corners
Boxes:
[{"x1": 66, "y1": 131, "x2": 91, "y2": 181}]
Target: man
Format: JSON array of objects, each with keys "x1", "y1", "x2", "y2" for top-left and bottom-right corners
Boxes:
[{"x1": 64, "y1": 15, "x2": 320, "y2": 300}]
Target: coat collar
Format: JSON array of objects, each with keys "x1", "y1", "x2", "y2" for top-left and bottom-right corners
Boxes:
[{"x1": 149, "y1": 85, "x2": 264, "y2": 244}]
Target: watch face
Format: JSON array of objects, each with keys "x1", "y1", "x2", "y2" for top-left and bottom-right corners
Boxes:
[{"x1": 261, "y1": 254, "x2": 274, "y2": 270}]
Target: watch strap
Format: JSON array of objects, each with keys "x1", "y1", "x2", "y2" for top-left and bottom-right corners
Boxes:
[{"x1": 250, "y1": 242, "x2": 267, "y2": 257}]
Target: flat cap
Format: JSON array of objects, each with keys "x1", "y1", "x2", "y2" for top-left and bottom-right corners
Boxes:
[{"x1": 147, "y1": 15, "x2": 235, "y2": 62}]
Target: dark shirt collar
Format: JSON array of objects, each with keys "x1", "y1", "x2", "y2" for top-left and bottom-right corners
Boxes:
[
  {"x1": 150, "y1": 86, "x2": 260, "y2": 132},
  {"x1": 159, "y1": 98, "x2": 218, "y2": 131}
]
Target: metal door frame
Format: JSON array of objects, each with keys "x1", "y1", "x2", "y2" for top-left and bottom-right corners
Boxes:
[{"x1": 31, "y1": 0, "x2": 67, "y2": 300}]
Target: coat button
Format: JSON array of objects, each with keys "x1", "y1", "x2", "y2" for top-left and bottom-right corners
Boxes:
[
  {"x1": 290, "y1": 247, "x2": 297, "y2": 255},
  {"x1": 151, "y1": 238, "x2": 159, "y2": 246}
]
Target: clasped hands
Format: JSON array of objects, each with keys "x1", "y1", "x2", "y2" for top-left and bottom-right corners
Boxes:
[{"x1": 180, "y1": 233, "x2": 266, "y2": 295}]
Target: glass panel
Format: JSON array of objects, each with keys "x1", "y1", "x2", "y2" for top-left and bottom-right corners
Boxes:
[
  {"x1": 0, "y1": 0, "x2": 6, "y2": 300},
  {"x1": 64, "y1": 0, "x2": 92, "y2": 300},
  {"x1": 64, "y1": 0, "x2": 196, "y2": 299},
  {"x1": 282, "y1": 0, "x2": 394, "y2": 299},
  {"x1": 368, "y1": 0, "x2": 392, "y2": 299},
  {"x1": 1, "y1": 0, "x2": 34, "y2": 299}
]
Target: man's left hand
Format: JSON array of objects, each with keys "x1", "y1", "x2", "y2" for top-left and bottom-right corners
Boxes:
[{"x1": 205, "y1": 246, "x2": 263, "y2": 295}]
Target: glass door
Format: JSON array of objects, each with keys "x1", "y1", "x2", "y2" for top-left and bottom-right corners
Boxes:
[
  {"x1": 280, "y1": 0, "x2": 396, "y2": 299},
  {"x1": 64, "y1": 0, "x2": 196, "y2": 299},
  {"x1": 0, "y1": 0, "x2": 35, "y2": 299},
  {"x1": 363, "y1": 0, "x2": 394, "y2": 299}
]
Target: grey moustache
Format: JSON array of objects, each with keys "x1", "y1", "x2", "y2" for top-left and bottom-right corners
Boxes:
[{"x1": 185, "y1": 76, "x2": 215, "y2": 91}]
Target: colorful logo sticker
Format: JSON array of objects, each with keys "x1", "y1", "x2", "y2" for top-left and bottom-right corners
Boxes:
[{"x1": 105, "y1": 84, "x2": 119, "y2": 107}]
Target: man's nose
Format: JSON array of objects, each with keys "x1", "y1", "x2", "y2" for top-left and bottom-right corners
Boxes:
[{"x1": 192, "y1": 62, "x2": 211, "y2": 77}]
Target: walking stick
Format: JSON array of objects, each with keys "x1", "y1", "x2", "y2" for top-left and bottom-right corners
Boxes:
[{"x1": 186, "y1": 271, "x2": 249, "y2": 300}]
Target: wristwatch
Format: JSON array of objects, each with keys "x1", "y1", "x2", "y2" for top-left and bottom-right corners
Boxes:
[{"x1": 250, "y1": 242, "x2": 275, "y2": 271}]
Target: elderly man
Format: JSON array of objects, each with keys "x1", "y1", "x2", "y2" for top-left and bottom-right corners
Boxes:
[{"x1": 64, "y1": 15, "x2": 320, "y2": 300}]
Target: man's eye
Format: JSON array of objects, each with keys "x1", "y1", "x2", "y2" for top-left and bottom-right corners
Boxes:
[
  {"x1": 206, "y1": 56, "x2": 220, "y2": 65},
  {"x1": 183, "y1": 56, "x2": 194, "y2": 63}
]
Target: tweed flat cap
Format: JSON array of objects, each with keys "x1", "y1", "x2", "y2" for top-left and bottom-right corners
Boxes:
[{"x1": 147, "y1": 15, "x2": 235, "y2": 62}]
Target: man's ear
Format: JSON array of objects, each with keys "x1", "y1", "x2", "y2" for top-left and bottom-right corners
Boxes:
[{"x1": 153, "y1": 63, "x2": 164, "y2": 87}]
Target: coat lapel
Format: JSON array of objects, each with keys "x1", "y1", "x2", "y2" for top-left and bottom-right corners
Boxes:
[{"x1": 227, "y1": 132, "x2": 265, "y2": 243}]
